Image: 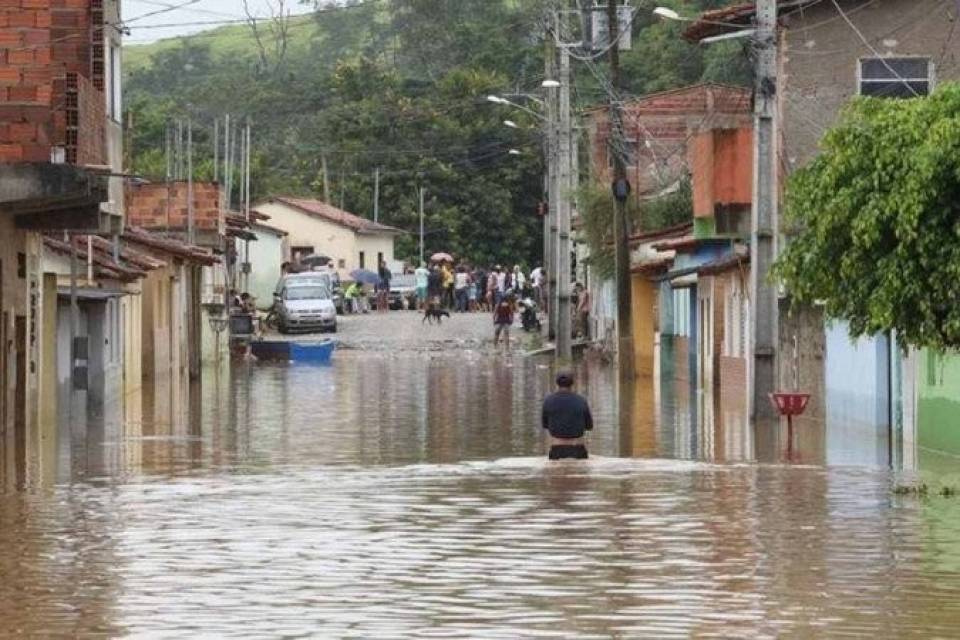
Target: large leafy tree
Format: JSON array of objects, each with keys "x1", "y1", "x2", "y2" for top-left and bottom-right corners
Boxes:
[{"x1": 774, "y1": 83, "x2": 960, "y2": 350}]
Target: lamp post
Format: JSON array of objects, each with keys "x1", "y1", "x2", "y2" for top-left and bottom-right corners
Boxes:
[{"x1": 487, "y1": 83, "x2": 563, "y2": 345}]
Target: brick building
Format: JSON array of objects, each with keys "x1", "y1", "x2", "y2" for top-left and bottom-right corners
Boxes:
[
  {"x1": 125, "y1": 179, "x2": 230, "y2": 372},
  {"x1": 0, "y1": 0, "x2": 123, "y2": 487},
  {"x1": 585, "y1": 83, "x2": 752, "y2": 199}
]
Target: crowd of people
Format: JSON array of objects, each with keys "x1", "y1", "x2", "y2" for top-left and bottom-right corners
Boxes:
[
  {"x1": 413, "y1": 263, "x2": 545, "y2": 313},
  {"x1": 410, "y1": 261, "x2": 591, "y2": 346}
]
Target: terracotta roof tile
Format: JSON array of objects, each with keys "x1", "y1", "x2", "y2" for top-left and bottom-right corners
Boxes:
[{"x1": 263, "y1": 196, "x2": 403, "y2": 235}]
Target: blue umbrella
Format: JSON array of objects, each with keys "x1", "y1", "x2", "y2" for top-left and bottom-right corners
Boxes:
[{"x1": 350, "y1": 269, "x2": 380, "y2": 285}]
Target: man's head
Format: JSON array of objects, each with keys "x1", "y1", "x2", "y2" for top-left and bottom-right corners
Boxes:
[{"x1": 556, "y1": 371, "x2": 574, "y2": 389}]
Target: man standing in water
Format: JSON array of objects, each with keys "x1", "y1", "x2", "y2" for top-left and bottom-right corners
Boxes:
[{"x1": 541, "y1": 371, "x2": 593, "y2": 460}]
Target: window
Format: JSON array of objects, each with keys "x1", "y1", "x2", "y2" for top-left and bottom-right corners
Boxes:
[
  {"x1": 859, "y1": 57, "x2": 932, "y2": 98},
  {"x1": 377, "y1": 252, "x2": 384, "y2": 267},
  {"x1": 672, "y1": 288, "x2": 691, "y2": 337},
  {"x1": 338, "y1": 258, "x2": 346, "y2": 269},
  {"x1": 359, "y1": 251, "x2": 365, "y2": 269},
  {"x1": 106, "y1": 41, "x2": 122, "y2": 121}
]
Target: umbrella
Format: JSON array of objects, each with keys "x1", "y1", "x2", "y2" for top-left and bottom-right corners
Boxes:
[
  {"x1": 431, "y1": 252, "x2": 454, "y2": 263},
  {"x1": 350, "y1": 269, "x2": 380, "y2": 285},
  {"x1": 300, "y1": 254, "x2": 333, "y2": 268}
]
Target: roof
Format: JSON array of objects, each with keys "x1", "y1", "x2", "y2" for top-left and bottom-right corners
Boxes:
[
  {"x1": 650, "y1": 236, "x2": 733, "y2": 252},
  {"x1": 697, "y1": 254, "x2": 750, "y2": 276},
  {"x1": 122, "y1": 227, "x2": 220, "y2": 266},
  {"x1": 631, "y1": 257, "x2": 674, "y2": 276},
  {"x1": 683, "y1": 1, "x2": 818, "y2": 42},
  {"x1": 87, "y1": 235, "x2": 166, "y2": 270},
  {"x1": 252, "y1": 221, "x2": 288, "y2": 236},
  {"x1": 259, "y1": 196, "x2": 404, "y2": 235},
  {"x1": 629, "y1": 222, "x2": 693, "y2": 247},
  {"x1": 43, "y1": 237, "x2": 147, "y2": 283}
]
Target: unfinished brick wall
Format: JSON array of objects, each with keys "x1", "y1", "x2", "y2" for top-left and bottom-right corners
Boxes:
[
  {"x1": 126, "y1": 182, "x2": 223, "y2": 231},
  {"x1": 66, "y1": 71, "x2": 104, "y2": 164},
  {"x1": 0, "y1": 0, "x2": 104, "y2": 164},
  {"x1": 588, "y1": 84, "x2": 753, "y2": 196}
]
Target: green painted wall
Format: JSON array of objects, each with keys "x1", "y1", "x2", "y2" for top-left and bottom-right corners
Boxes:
[
  {"x1": 693, "y1": 217, "x2": 715, "y2": 239},
  {"x1": 917, "y1": 349, "x2": 960, "y2": 460}
]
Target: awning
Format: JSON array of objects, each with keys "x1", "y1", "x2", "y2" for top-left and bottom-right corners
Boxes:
[{"x1": 56, "y1": 286, "x2": 125, "y2": 301}]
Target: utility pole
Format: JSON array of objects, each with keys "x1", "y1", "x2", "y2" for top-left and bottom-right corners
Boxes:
[
  {"x1": 223, "y1": 114, "x2": 231, "y2": 210},
  {"x1": 544, "y1": 25, "x2": 559, "y2": 342},
  {"x1": 608, "y1": 0, "x2": 635, "y2": 380},
  {"x1": 373, "y1": 166, "x2": 380, "y2": 223},
  {"x1": 213, "y1": 117, "x2": 219, "y2": 184},
  {"x1": 243, "y1": 119, "x2": 252, "y2": 292},
  {"x1": 556, "y1": 38, "x2": 573, "y2": 360},
  {"x1": 187, "y1": 118, "x2": 195, "y2": 245},
  {"x1": 322, "y1": 154, "x2": 331, "y2": 204},
  {"x1": 419, "y1": 186, "x2": 425, "y2": 265},
  {"x1": 750, "y1": 0, "x2": 779, "y2": 419}
]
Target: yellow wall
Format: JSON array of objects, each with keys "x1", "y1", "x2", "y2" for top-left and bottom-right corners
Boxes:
[
  {"x1": 38, "y1": 273, "x2": 58, "y2": 484},
  {"x1": 631, "y1": 273, "x2": 657, "y2": 378},
  {"x1": 121, "y1": 288, "x2": 142, "y2": 395}
]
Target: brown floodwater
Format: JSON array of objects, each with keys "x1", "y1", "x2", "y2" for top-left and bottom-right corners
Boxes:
[{"x1": 2, "y1": 352, "x2": 960, "y2": 638}]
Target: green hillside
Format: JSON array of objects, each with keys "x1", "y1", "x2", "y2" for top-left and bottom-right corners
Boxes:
[{"x1": 123, "y1": 15, "x2": 319, "y2": 74}]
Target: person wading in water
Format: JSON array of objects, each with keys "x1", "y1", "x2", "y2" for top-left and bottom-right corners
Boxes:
[{"x1": 541, "y1": 371, "x2": 593, "y2": 460}]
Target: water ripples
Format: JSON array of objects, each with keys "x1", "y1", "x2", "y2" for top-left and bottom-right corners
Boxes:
[{"x1": 2, "y1": 354, "x2": 960, "y2": 637}]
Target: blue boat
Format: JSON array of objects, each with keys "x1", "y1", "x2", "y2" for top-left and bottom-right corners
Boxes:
[{"x1": 250, "y1": 339, "x2": 335, "y2": 364}]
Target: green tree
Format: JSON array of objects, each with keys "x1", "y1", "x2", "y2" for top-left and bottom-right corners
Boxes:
[{"x1": 773, "y1": 83, "x2": 960, "y2": 351}]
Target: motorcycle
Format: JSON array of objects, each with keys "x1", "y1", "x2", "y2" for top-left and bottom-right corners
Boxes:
[{"x1": 518, "y1": 297, "x2": 542, "y2": 332}]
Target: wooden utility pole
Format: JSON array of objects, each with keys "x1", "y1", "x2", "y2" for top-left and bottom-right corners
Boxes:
[
  {"x1": 750, "y1": 0, "x2": 779, "y2": 419},
  {"x1": 322, "y1": 153, "x2": 331, "y2": 204},
  {"x1": 419, "y1": 186, "x2": 425, "y2": 265},
  {"x1": 373, "y1": 166, "x2": 380, "y2": 223},
  {"x1": 556, "y1": 37, "x2": 573, "y2": 360},
  {"x1": 608, "y1": 0, "x2": 634, "y2": 380},
  {"x1": 544, "y1": 25, "x2": 559, "y2": 341}
]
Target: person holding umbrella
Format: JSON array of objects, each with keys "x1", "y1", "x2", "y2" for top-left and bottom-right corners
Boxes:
[{"x1": 349, "y1": 268, "x2": 380, "y2": 314}]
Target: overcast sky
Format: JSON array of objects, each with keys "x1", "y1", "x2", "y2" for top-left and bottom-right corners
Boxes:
[{"x1": 124, "y1": 0, "x2": 316, "y2": 45}]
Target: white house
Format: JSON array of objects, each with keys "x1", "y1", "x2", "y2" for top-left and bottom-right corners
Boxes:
[
  {"x1": 252, "y1": 196, "x2": 403, "y2": 278},
  {"x1": 247, "y1": 220, "x2": 289, "y2": 304}
]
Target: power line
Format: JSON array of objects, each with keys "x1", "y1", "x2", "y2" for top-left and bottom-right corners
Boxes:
[
  {"x1": 828, "y1": 0, "x2": 920, "y2": 97},
  {"x1": 123, "y1": 0, "x2": 202, "y2": 26}
]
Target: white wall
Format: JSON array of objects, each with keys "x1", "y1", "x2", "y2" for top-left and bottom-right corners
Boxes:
[
  {"x1": 255, "y1": 202, "x2": 357, "y2": 277},
  {"x1": 248, "y1": 228, "x2": 286, "y2": 304},
  {"x1": 356, "y1": 234, "x2": 396, "y2": 272}
]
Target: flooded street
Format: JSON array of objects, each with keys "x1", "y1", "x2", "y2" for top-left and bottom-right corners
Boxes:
[{"x1": 3, "y1": 316, "x2": 960, "y2": 638}]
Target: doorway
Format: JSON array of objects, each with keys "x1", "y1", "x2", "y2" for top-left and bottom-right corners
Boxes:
[{"x1": 14, "y1": 315, "x2": 26, "y2": 486}]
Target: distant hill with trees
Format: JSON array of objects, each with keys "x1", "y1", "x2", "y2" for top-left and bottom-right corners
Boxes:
[{"x1": 123, "y1": 0, "x2": 748, "y2": 266}]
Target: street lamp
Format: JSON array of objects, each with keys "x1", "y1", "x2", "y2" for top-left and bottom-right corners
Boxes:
[
  {"x1": 541, "y1": 79, "x2": 560, "y2": 88},
  {"x1": 508, "y1": 149, "x2": 522, "y2": 156},
  {"x1": 653, "y1": 5, "x2": 752, "y2": 41},
  {"x1": 486, "y1": 95, "x2": 507, "y2": 105},
  {"x1": 503, "y1": 119, "x2": 519, "y2": 129},
  {"x1": 652, "y1": 7, "x2": 681, "y2": 20}
]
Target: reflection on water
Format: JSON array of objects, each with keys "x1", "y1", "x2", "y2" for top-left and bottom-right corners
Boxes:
[{"x1": 2, "y1": 353, "x2": 960, "y2": 637}]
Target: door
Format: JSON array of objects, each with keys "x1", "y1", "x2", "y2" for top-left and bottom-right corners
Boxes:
[{"x1": 14, "y1": 315, "x2": 26, "y2": 487}]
